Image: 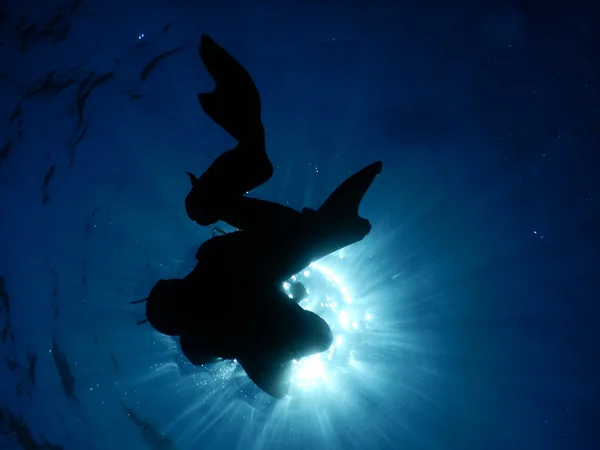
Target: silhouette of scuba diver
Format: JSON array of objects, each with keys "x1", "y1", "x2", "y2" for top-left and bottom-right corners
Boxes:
[{"x1": 136, "y1": 35, "x2": 382, "y2": 398}]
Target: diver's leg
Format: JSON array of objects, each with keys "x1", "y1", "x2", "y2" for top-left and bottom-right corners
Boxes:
[
  {"x1": 218, "y1": 196, "x2": 305, "y2": 232},
  {"x1": 237, "y1": 160, "x2": 383, "y2": 252},
  {"x1": 185, "y1": 35, "x2": 274, "y2": 226},
  {"x1": 248, "y1": 160, "x2": 384, "y2": 281},
  {"x1": 185, "y1": 141, "x2": 274, "y2": 226}
]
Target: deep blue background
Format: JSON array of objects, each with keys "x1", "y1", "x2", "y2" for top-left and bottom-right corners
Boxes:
[{"x1": 1, "y1": 0, "x2": 598, "y2": 449}]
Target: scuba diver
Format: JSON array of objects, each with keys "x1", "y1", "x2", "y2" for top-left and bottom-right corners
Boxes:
[{"x1": 135, "y1": 35, "x2": 382, "y2": 398}]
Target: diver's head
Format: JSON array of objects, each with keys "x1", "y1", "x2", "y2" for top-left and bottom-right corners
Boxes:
[{"x1": 145, "y1": 279, "x2": 187, "y2": 336}]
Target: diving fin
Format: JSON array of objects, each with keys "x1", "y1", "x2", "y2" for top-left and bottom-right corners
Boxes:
[
  {"x1": 198, "y1": 35, "x2": 262, "y2": 143},
  {"x1": 186, "y1": 172, "x2": 199, "y2": 186},
  {"x1": 297, "y1": 161, "x2": 382, "y2": 263},
  {"x1": 318, "y1": 161, "x2": 382, "y2": 219}
]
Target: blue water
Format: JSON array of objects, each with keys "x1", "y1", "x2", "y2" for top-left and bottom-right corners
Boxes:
[{"x1": 1, "y1": 1, "x2": 598, "y2": 449}]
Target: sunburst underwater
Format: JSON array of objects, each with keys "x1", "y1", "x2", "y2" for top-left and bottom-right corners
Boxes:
[
  {"x1": 126, "y1": 234, "x2": 438, "y2": 447},
  {"x1": 167, "y1": 252, "x2": 375, "y2": 390}
]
